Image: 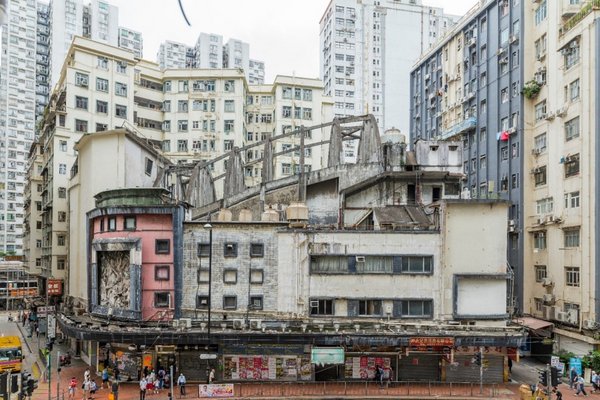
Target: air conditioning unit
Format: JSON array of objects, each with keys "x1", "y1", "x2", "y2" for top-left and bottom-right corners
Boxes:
[
  {"x1": 545, "y1": 215, "x2": 554, "y2": 223},
  {"x1": 355, "y1": 255, "x2": 365, "y2": 262},
  {"x1": 541, "y1": 278, "x2": 554, "y2": 287},
  {"x1": 543, "y1": 294, "x2": 556, "y2": 305},
  {"x1": 385, "y1": 304, "x2": 393, "y2": 315},
  {"x1": 567, "y1": 309, "x2": 579, "y2": 325},
  {"x1": 425, "y1": 73, "x2": 431, "y2": 80},
  {"x1": 584, "y1": 319, "x2": 597, "y2": 330},
  {"x1": 249, "y1": 319, "x2": 262, "y2": 330},
  {"x1": 536, "y1": 51, "x2": 546, "y2": 61},
  {"x1": 536, "y1": 218, "x2": 543, "y2": 225},
  {"x1": 232, "y1": 319, "x2": 245, "y2": 330},
  {"x1": 532, "y1": 148, "x2": 542, "y2": 156},
  {"x1": 310, "y1": 300, "x2": 320, "y2": 308},
  {"x1": 508, "y1": 219, "x2": 515, "y2": 227},
  {"x1": 468, "y1": 38, "x2": 476, "y2": 47},
  {"x1": 545, "y1": 112, "x2": 555, "y2": 120},
  {"x1": 556, "y1": 107, "x2": 567, "y2": 117},
  {"x1": 499, "y1": 56, "x2": 509, "y2": 64},
  {"x1": 556, "y1": 311, "x2": 568, "y2": 322},
  {"x1": 180, "y1": 318, "x2": 192, "y2": 328},
  {"x1": 497, "y1": 47, "x2": 506, "y2": 56},
  {"x1": 508, "y1": 126, "x2": 517, "y2": 134}
]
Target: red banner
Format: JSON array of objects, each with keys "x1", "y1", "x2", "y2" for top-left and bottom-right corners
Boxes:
[
  {"x1": 47, "y1": 279, "x2": 63, "y2": 296},
  {"x1": 409, "y1": 337, "x2": 454, "y2": 348}
]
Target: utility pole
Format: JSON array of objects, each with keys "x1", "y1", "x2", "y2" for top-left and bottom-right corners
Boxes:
[
  {"x1": 169, "y1": 365, "x2": 174, "y2": 400},
  {"x1": 47, "y1": 350, "x2": 51, "y2": 400},
  {"x1": 56, "y1": 351, "x2": 61, "y2": 400},
  {"x1": 547, "y1": 363, "x2": 552, "y2": 400},
  {"x1": 479, "y1": 346, "x2": 483, "y2": 394}
]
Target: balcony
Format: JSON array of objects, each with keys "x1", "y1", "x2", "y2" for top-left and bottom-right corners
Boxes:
[{"x1": 439, "y1": 117, "x2": 477, "y2": 141}]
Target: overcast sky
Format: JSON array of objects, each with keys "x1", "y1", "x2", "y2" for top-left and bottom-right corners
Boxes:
[{"x1": 111, "y1": 0, "x2": 478, "y2": 81}]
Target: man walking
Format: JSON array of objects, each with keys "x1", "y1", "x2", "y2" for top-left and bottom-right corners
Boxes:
[
  {"x1": 111, "y1": 380, "x2": 119, "y2": 400},
  {"x1": 576, "y1": 374, "x2": 588, "y2": 396},
  {"x1": 139, "y1": 375, "x2": 147, "y2": 400},
  {"x1": 570, "y1": 367, "x2": 578, "y2": 389},
  {"x1": 177, "y1": 373, "x2": 186, "y2": 396}
]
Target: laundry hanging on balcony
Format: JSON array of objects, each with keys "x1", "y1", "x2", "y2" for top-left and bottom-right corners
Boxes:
[{"x1": 496, "y1": 131, "x2": 510, "y2": 141}]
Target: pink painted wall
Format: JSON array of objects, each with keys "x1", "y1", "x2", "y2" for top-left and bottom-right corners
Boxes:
[{"x1": 91, "y1": 214, "x2": 175, "y2": 321}]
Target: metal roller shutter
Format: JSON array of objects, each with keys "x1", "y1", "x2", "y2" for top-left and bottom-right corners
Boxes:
[
  {"x1": 445, "y1": 355, "x2": 504, "y2": 383},
  {"x1": 398, "y1": 353, "x2": 440, "y2": 381},
  {"x1": 179, "y1": 351, "x2": 208, "y2": 382}
]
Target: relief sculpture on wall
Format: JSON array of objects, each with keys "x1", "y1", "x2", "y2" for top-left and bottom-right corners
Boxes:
[{"x1": 98, "y1": 250, "x2": 130, "y2": 309}]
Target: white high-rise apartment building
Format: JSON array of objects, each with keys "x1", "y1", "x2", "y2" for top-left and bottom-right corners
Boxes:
[
  {"x1": 248, "y1": 59, "x2": 265, "y2": 85},
  {"x1": 117, "y1": 27, "x2": 142, "y2": 58},
  {"x1": 0, "y1": 0, "x2": 38, "y2": 254},
  {"x1": 157, "y1": 40, "x2": 188, "y2": 69},
  {"x1": 157, "y1": 33, "x2": 265, "y2": 84},
  {"x1": 320, "y1": 0, "x2": 458, "y2": 150}
]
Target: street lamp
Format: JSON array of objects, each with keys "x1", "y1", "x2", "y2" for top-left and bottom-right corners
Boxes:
[{"x1": 203, "y1": 223, "x2": 213, "y2": 341}]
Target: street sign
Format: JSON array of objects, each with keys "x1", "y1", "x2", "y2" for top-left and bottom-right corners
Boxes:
[
  {"x1": 551, "y1": 356, "x2": 560, "y2": 367},
  {"x1": 200, "y1": 354, "x2": 217, "y2": 360},
  {"x1": 47, "y1": 314, "x2": 56, "y2": 339},
  {"x1": 37, "y1": 306, "x2": 55, "y2": 317}
]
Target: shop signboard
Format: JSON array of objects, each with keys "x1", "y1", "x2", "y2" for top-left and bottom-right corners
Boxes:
[
  {"x1": 409, "y1": 337, "x2": 454, "y2": 348},
  {"x1": 311, "y1": 347, "x2": 345, "y2": 366},
  {"x1": 198, "y1": 383, "x2": 234, "y2": 398},
  {"x1": 570, "y1": 357, "x2": 582, "y2": 376},
  {"x1": 47, "y1": 314, "x2": 56, "y2": 339},
  {"x1": 47, "y1": 279, "x2": 63, "y2": 296},
  {"x1": 37, "y1": 305, "x2": 55, "y2": 317}
]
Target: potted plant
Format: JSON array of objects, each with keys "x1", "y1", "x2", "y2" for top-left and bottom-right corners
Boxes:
[{"x1": 522, "y1": 80, "x2": 541, "y2": 99}]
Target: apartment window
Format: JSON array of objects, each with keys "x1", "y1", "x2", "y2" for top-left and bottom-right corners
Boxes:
[
  {"x1": 116, "y1": 61, "x2": 127, "y2": 74},
  {"x1": 197, "y1": 243, "x2": 210, "y2": 257},
  {"x1": 155, "y1": 265, "x2": 170, "y2": 281},
  {"x1": 123, "y1": 216, "x2": 136, "y2": 230},
  {"x1": 115, "y1": 82, "x2": 127, "y2": 96},
  {"x1": 501, "y1": 147, "x2": 509, "y2": 161},
  {"x1": 250, "y1": 269, "x2": 264, "y2": 284},
  {"x1": 178, "y1": 120, "x2": 188, "y2": 132},
  {"x1": 224, "y1": 140, "x2": 233, "y2": 151},
  {"x1": 57, "y1": 187, "x2": 66, "y2": 199},
  {"x1": 534, "y1": 133, "x2": 547, "y2": 153},
  {"x1": 564, "y1": 154, "x2": 580, "y2": 177},
  {"x1": 75, "y1": 96, "x2": 88, "y2": 110},
  {"x1": 249, "y1": 296, "x2": 263, "y2": 310},
  {"x1": 224, "y1": 242, "x2": 238, "y2": 257},
  {"x1": 224, "y1": 120, "x2": 234, "y2": 133},
  {"x1": 534, "y1": 166, "x2": 547, "y2": 186},
  {"x1": 223, "y1": 269, "x2": 237, "y2": 284},
  {"x1": 108, "y1": 217, "x2": 117, "y2": 231},
  {"x1": 196, "y1": 295, "x2": 209, "y2": 309},
  {"x1": 533, "y1": 231, "x2": 546, "y2": 250},
  {"x1": 564, "y1": 41, "x2": 580, "y2": 69},
  {"x1": 58, "y1": 163, "x2": 67, "y2": 175},
  {"x1": 177, "y1": 100, "x2": 188, "y2": 112},
  {"x1": 303, "y1": 89, "x2": 313, "y2": 101},
  {"x1": 154, "y1": 292, "x2": 170, "y2": 308},
  {"x1": 97, "y1": 56, "x2": 108, "y2": 69},
  {"x1": 536, "y1": 198, "x2": 553, "y2": 214},
  {"x1": 57, "y1": 234, "x2": 66, "y2": 246},
  {"x1": 96, "y1": 100, "x2": 108, "y2": 114},
  {"x1": 569, "y1": 79, "x2": 580, "y2": 101},
  {"x1": 303, "y1": 108, "x2": 312, "y2": 120},
  {"x1": 535, "y1": 0, "x2": 547, "y2": 25},
  {"x1": 178, "y1": 80, "x2": 188, "y2": 92},
  {"x1": 177, "y1": 140, "x2": 187, "y2": 152},
  {"x1": 535, "y1": 265, "x2": 547, "y2": 282},
  {"x1": 565, "y1": 117, "x2": 580, "y2": 141},
  {"x1": 398, "y1": 299, "x2": 433, "y2": 318},
  {"x1": 534, "y1": 101, "x2": 547, "y2": 121},
  {"x1": 223, "y1": 296, "x2": 237, "y2": 310},
  {"x1": 75, "y1": 119, "x2": 88, "y2": 133},
  {"x1": 155, "y1": 239, "x2": 171, "y2": 254},
  {"x1": 75, "y1": 72, "x2": 89, "y2": 87},
  {"x1": 224, "y1": 100, "x2": 235, "y2": 112},
  {"x1": 358, "y1": 300, "x2": 382, "y2": 316},
  {"x1": 58, "y1": 212, "x2": 66, "y2": 222},
  {"x1": 564, "y1": 228, "x2": 580, "y2": 247},
  {"x1": 565, "y1": 267, "x2": 580, "y2": 287},
  {"x1": 224, "y1": 80, "x2": 235, "y2": 92},
  {"x1": 565, "y1": 191, "x2": 580, "y2": 208},
  {"x1": 96, "y1": 123, "x2": 108, "y2": 132},
  {"x1": 143, "y1": 158, "x2": 154, "y2": 176},
  {"x1": 115, "y1": 104, "x2": 127, "y2": 118},
  {"x1": 535, "y1": 34, "x2": 547, "y2": 60},
  {"x1": 250, "y1": 243, "x2": 264, "y2": 257},
  {"x1": 399, "y1": 256, "x2": 433, "y2": 274},
  {"x1": 310, "y1": 299, "x2": 333, "y2": 315},
  {"x1": 282, "y1": 106, "x2": 292, "y2": 118},
  {"x1": 95, "y1": 78, "x2": 109, "y2": 93}
]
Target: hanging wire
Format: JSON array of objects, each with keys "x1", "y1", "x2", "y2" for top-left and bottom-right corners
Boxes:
[{"x1": 178, "y1": 0, "x2": 191, "y2": 26}]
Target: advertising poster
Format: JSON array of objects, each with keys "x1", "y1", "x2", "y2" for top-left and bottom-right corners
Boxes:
[
  {"x1": 199, "y1": 383, "x2": 234, "y2": 398},
  {"x1": 344, "y1": 356, "x2": 391, "y2": 379},
  {"x1": 222, "y1": 355, "x2": 308, "y2": 381}
]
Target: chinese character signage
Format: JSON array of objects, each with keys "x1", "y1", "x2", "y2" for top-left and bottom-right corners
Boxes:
[
  {"x1": 409, "y1": 337, "x2": 454, "y2": 348},
  {"x1": 47, "y1": 279, "x2": 63, "y2": 296}
]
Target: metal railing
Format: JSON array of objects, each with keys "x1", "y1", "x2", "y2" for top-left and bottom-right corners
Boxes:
[{"x1": 234, "y1": 380, "x2": 500, "y2": 398}]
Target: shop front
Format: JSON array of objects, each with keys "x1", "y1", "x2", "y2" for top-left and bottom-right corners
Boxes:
[
  {"x1": 397, "y1": 337, "x2": 454, "y2": 381},
  {"x1": 344, "y1": 354, "x2": 395, "y2": 380},
  {"x1": 443, "y1": 346, "x2": 506, "y2": 383},
  {"x1": 221, "y1": 344, "x2": 312, "y2": 382}
]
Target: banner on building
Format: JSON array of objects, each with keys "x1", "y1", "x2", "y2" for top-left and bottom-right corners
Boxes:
[
  {"x1": 47, "y1": 279, "x2": 63, "y2": 296},
  {"x1": 344, "y1": 356, "x2": 391, "y2": 379},
  {"x1": 198, "y1": 384, "x2": 234, "y2": 398},
  {"x1": 222, "y1": 355, "x2": 311, "y2": 381},
  {"x1": 311, "y1": 347, "x2": 344, "y2": 366}
]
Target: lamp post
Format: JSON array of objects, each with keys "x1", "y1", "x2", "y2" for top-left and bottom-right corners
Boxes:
[{"x1": 203, "y1": 223, "x2": 213, "y2": 341}]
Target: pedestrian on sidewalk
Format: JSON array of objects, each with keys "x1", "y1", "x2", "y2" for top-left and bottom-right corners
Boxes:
[
  {"x1": 139, "y1": 376, "x2": 148, "y2": 400},
  {"x1": 208, "y1": 368, "x2": 215, "y2": 384},
  {"x1": 101, "y1": 367, "x2": 109, "y2": 389},
  {"x1": 68, "y1": 377, "x2": 77, "y2": 400},
  {"x1": 88, "y1": 380, "x2": 97, "y2": 399},
  {"x1": 84, "y1": 367, "x2": 91, "y2": 382},
  {"x1": 592, "y1": 370, "x2": 599, "y2": 393},
  {"x1": 111, "y1": 380, "x2": 119, "y2": 400},
  {"x1": 570, "y1": 367, "x2": 578, "y2": 389},
  {"x1": 177, "y1": 373, "x2": 186, "y2": 396},
  {"x1": 82, "y1": 377, "x2": 91, "y2": 400},
  {"x1": 576, "y1": 374, "x2": 588, "y2": 396},
  {"x1": 553, "y1": 387, "x2": 563, "y2": 400}
]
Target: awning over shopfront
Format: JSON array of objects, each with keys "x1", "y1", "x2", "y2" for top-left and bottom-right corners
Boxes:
[{"x1": 513, "y1": 317, "x2": 554, "y2": 333}]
